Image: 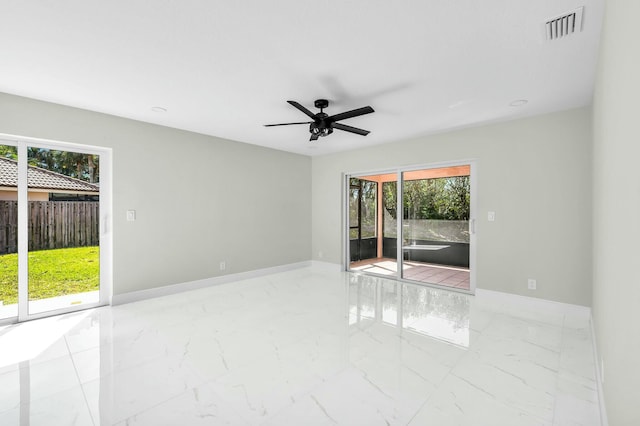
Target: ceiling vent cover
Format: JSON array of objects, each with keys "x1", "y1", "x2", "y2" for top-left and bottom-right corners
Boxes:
[{"x1": 545, "y1": 7, "x2": 584, "y2": 40}]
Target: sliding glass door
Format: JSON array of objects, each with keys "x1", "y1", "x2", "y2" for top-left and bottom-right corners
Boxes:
[
  {"x1": 346, "y1": 162, "x2": 475, "y2": 293},
  {"x1": 0, "y1": 139, "x2": 111, "y2": 322}
]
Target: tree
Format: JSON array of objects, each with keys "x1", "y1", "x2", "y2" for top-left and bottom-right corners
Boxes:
[
  {"x1": 383, "y1": 176, "x2": 469, "y2": 221},
  {"x1": 383, "y1": 181, "x2": 397, "y2": 218},
  {"x1": 349, "y1": 178, "x2": 378, "y2": 239},
  {"x1": 26, "y1": 148, "x2": 99, "y2": 183},
  {"x1": 0, "y1": 145, "x2": 17, "y2": 160}
]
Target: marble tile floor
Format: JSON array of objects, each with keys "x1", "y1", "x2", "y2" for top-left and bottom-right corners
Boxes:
[{"x1": 0, "y1": 265, "x2": 601, "y2": 425}]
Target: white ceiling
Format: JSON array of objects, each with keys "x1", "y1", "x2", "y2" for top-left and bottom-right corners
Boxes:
[{"x1": 0, "y1": 0, "x2": 604, "y2": 156}]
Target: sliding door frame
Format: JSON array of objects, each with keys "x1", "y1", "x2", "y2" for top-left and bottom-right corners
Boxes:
[
  {"x1": 1, "y1": 134, "x2": 112, "y2": 323},
  {"x1": 344, "y1": 159, "x2": 477, "y2": 295},
  {"x1": 344, "y1": 166, "x2": 398, "y2": 277}
]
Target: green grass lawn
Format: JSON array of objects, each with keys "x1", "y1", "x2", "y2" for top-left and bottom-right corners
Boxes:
[{"x1": 0, "y1": 246, "x2": 99, "y2": 305}]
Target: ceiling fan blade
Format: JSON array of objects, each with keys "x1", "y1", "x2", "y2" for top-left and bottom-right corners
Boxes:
[
  {"x1": 328, "y1": 106, "x2": 374, "y2": 122},
  {"x1": 332, "y1": 122, "x2": 370, "y2": 136},
  {"x1": 287, "y1": 100, "x2": 317, "y2": 119},
  {"x1": 310, "y1": 133, "x2": 320, "y2": 141},
  {"x1": 264, "y1": 121, "x2": 312, "y2": 127}
]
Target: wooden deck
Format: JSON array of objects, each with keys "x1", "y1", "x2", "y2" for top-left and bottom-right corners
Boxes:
[{"x1": 349, "y1": 257, "x2": 470, "y2": 291}]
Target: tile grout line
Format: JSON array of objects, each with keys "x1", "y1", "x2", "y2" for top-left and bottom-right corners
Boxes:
[
  {"x1": 65, "y1": 335, "x2": 97, "y2": 426},
  {"x1": 403, "y1": 313, "x2": 486, "y2": 425},
  {"x1": 550, "y1": 314, "x2": 567, "y2": 426}
]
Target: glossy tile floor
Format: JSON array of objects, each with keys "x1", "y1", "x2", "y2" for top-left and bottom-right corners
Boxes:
[{"x1": 0, "y1": 265, "x2": 601, "y2": 425}]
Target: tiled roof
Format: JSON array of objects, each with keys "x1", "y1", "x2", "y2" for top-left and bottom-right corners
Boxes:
[{"x1": 0, "y1": 157, "x2": 99, "y2": 193}]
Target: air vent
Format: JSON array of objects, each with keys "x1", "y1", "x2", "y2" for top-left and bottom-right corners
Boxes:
[{"x1": 545, "y1": 7, "x2": 584, "y2": 40}]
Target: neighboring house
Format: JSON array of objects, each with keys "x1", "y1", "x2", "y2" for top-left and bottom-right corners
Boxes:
[{"x1": 0, "y1": 156, "x2": 99, "y2": 201}]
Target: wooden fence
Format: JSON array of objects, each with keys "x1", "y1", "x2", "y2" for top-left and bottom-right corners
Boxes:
[{"x1": 0, "y1": 201, "x2": 99, "y2": 255}]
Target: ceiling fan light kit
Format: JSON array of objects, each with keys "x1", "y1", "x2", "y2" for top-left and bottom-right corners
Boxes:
[{"x1": 265, "y1": 99, "x2": 374, "y2": 141}]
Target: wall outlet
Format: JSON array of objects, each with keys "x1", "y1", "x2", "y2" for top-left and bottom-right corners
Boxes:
[
  {"x1": 528, "y1": 278, "x2": 537, "y2": 290},
  {"x1": 488, "y1": 211, "x2": 496, "y2": 222},
  {"x1": 220, "y1": 261, "x2": 226, "y2": 271},
  {"x1": 126, "y1": 210, "x2": 136, "y2": 221}
]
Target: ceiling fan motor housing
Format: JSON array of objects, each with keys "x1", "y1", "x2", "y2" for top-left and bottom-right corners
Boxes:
[
  {"x1": 314, "y1": 99, "x2": 329, "y2": 110},
  {"x1": 265, "y1": 99, "x2": 374, "y2": 141}
]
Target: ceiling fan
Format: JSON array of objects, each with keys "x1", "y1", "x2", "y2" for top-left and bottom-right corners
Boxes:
[{"x1": 265, "y1": 99, "x2": 374, "y2": 141}]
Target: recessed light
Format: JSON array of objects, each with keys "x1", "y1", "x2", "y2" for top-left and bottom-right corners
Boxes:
[
  {"x1": 151, "y1": 106, "x2": 167, "y2": 113},
  {"x1": 509, "y1": 99, "x2": 528, "y2": 107}
]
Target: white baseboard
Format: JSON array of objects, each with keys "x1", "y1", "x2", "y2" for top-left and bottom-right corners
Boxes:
[
  {"x1": 111, "y1": 261, "x2": 312, "y2": 306},
  {"x1": 310, "y1": 260, "x2": 343, "y2": 271},
  {"x1": 475, "y1": 288, "x2": 591, "y2": 320},
  {"x1": 590, "y1": 314, "x2": 609, "y2": 426}
]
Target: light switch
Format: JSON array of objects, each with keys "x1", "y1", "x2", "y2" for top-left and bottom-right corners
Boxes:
[
  {"x1": 488, "y1": 211, "x2": 496, "y2": 222},
  {"x1": 126, "y1": 210, "x2": 136, "y2": 221}
]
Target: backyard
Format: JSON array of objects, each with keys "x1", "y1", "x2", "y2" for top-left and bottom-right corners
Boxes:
[{"x1": 0, "y1": 246, "x2": 99, "y2": 305}]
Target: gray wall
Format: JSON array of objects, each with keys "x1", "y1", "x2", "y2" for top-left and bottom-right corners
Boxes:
[
  {"x1": 312, "y1": 108, "x2": 592, "y2": 306},
  {"x1": 592, "y1": 0, "x2": 640, "y2": 424},
  {"x1": 0, "y1": 92, "x2": 311, "y2": 296}
]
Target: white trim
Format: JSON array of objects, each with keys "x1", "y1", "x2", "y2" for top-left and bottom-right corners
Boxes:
[
  {"x1": 98, "y1": 149, "x2": 113, "y2": 308},
  {"x1": 111, "y1": 261, "x2": 312, "y2": 306},
  {"x1": 346, "y1": 158, "x2": 478, "y2": 179},
  {"x1": 468, "y1": 161, "x2": 477, "y2": 294},
  {"x1": 590, "y1": 314, "x2": 609, "y2": 426},
  {"x1": 346, "y1": 166, "x2": 403, "y2": 180},
  {"x1": 0, "y1": 132, "x2": 107, "y2": 156},
  {"x1": 342, "y1": 173, "x2": 349, "y2": 271},
  {"x1": 475, "y1": 288, "x2": 591, "y2": 318},
  {"x1": 396, "y1": 171, "x2": 403, "y2": 279},
  {"x1": 310, "y1": 260, "x2": 342, "y2": 271},
  {"x1": 17, "y1": 143, "x2": 28, "y2": 322},
  {"x1": 17, "y1": 302, "x2": 107, "y2": 323}
]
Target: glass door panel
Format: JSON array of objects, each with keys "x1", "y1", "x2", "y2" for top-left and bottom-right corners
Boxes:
[
  {"x1": 381, "y1": 179, "x2": 398, "y2": 260},
  {"x1": 26, "y1": 147, "x2": 101, "y2": 315},
  {"x1": 358, "y1": 179, "x2": 377, "y2": 261},
  {"x1": 348, "y1": 174, "x2": 397, "y2": 275},
  {"x1": 400, "y1": 166, "x2": 471, "y2": 291},
  {"x1": 349, "y1": 177, "x2": 378, "y2": 262},
  {"x1": 0, "y1": 144, "x2": 19, "y2": 320},
  {"x1": 349, "y1": 178, "x2": 360, "y2": 259}
]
